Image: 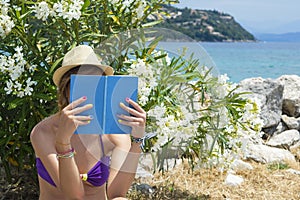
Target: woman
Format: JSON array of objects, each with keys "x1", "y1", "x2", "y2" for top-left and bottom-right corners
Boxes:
[{"x1": 30, "y1": 45, "x2": 146, "y2": 200}]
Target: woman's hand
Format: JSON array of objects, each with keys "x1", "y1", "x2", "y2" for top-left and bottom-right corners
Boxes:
[
  {"x1": 118, "y1": 98, "x2": 146, "y2": 138},
  {"x1": 56, "y1": 96, "x2": 93, "y2": 143}
]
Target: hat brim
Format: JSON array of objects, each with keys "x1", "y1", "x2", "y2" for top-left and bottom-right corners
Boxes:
[{"x1": 53, "y1": 64, "x2": 114, "y2": 86}]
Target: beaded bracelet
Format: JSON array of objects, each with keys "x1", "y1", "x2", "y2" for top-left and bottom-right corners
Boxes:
[
  {"x1": 131, "y1": 132, "x2": 157, "y2": 151},
  {"x1": 57, "y1": 148, "x2": 74, "y2": 155},
  {"x1": 57, "y1": 148, "x2": 76, "y2": 159}
]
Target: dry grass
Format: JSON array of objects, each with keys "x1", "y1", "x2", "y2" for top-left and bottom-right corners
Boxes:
[
  {"x1": 1, "y1": 160, "x2": 299, "y2": 199},
  {"x1": 128, "y1": 160, "x2": 300, "y2": 200}
]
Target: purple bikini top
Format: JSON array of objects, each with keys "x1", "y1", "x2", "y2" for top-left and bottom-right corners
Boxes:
[{"x1": 36, "y1": 135, "x2": 110, "y2": 187}]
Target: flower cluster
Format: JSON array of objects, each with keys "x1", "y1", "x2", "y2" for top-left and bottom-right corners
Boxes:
[
  {"x1": 127, "y1": 58, "x2": 159, "y2": 106},
  {"x1": 0, "y1": 0, "x2": 15, "y2": 38},
  {"x1": 0, "y1": 46, "x2": 37, "y2": 97},
  {"x1": 109, "y1": 0, "x2": 147, "y2": 23},
  {"x1": 33, "y1": 0, "x2": 84, "y2": 21},
  {"x1": 128, "y1": 52, "x2": 201, "y2": 151},
  {"x1": 207, "y1": 96, "x2": 263, "y2": 171}
]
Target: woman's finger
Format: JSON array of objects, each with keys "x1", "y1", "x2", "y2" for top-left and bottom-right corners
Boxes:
[
  {"x1": 126, "y1": 98, "x2": 146, "y2": 114},
  {"x1": 117, "y1": 114, "x2": 145, "y2": 123},
  {"x1": 118, "y1": 119, "x2": 142, "y2": 127},
  {"x1": 119, "y1": 102, "x2": 146, "y2": 119},
  {"x1": 63, "y1": 96, "x2": 87, "y2": 111},
  {"x1": 74, "y1": 119, "x2": 91, "y2": 126},
  {"x1": 70, "y1": 115, "x2": 93, "y2": 121},
  {"x1": 68, "y1": 103, "x2": 93, "y2": 115}
]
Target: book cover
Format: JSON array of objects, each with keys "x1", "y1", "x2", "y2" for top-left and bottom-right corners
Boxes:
[{"x1": 70, "y1": 75, "x2": 138, "y2": 134}]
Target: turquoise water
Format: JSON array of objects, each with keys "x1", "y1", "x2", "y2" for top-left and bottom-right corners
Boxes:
[{"x1": 200, "y1": 42, "x2": 300, "y2": 83}]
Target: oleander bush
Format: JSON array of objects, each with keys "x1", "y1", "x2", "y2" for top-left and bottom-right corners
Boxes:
[{"x1": 0, "y1": 0, "x2": 262, "y2": 183}]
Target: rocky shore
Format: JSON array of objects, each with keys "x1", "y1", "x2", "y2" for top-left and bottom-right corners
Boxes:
[
  {"x1": 136, "y1": 74, "x2": 300, "y2": 189},
  {"x1": 237, "y1": 75, "x2": 300, "y2": 164}
]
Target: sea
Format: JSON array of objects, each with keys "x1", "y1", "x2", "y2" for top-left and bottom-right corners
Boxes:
[
  {"x1": 200, "y1": 42, "x2": 300, "y2": 83},
  {"x1": 158, "y1": 42, "x2": 300, "y2": 83}
]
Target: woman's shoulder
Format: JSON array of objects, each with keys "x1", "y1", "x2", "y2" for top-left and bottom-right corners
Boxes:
[{"x1": 30, "y1": 114, "x2": 58, "y2": 144}]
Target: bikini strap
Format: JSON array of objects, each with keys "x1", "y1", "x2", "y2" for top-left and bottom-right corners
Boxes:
[{"x1": 99, "y1": 134, "x2": 105, "y2": 157}]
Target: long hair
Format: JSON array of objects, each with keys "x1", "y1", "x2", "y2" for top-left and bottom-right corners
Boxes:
[{"x1": 57, "y1": 66, "x2": 80, "y2": 111}]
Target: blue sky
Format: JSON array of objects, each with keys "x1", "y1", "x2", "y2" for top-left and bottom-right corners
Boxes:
[{"x1": 175, "y1": 0, "x2": 300, "y2": 34}]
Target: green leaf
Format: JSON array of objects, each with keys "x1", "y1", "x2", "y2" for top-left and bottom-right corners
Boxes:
[
  {"x1": 142, "y1": 20, "x2": 162, "y2": 28},
  {"x1": 50, "y1": 57, "x2": 63, "y2": 73},
  {"x1": 33, "y1": 93, "x2": 53, "y2": 101},
  {"x1": 82, "y1": 0, "x2": 91, "y2": 11},
  {"x1": 8, "y1": 98, "x2": 24, "y2": 110}
]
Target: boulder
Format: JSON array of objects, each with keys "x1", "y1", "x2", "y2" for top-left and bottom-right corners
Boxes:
[
  {"x1": 237, "y1": 77, "x2": 283, "y2": 128},
  {"x1": 224, "y1": 173, "x2": 244, "y2": 186},
  {"x1": 277, "y1": 75, "x2": 300, "y2": 117},
  {"x1": 230, "y1": 159, "x2": 253, "y2": 172},
  {"x1": 266, "y1": 129, "x2": 300, "y2": 149},
  {"x1": 281, "y1": 115, "x2": 300, "y2": 130},
  {"x1": 245, "y1": 143, "x2": 296, "y2": 164}
]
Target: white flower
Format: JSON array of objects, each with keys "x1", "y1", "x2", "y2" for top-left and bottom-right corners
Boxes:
[
  {"x1": 24, "y1": 78, "x2": 37, "y2": 96},
  {"x1": 14, "y1": 81, "x2": 22, "y2": 91},
  {"x1": 122, "y1": 0, "x2": 133, "y2": 8},
  {"x1": 110, "y1": 0, "x2": 120, "y2": 4},
  {"x1": 218, "y1": 74, "x2": 229, "y2": 84},
  {"x1": 4, "y1": 80, "x2": 13, "y2": 94},
  {"x1": 0, "y1": 0, "x2": 9, "y2": 15},
  {"x1": 28, "y1": 64, "x2": 37, "y2": 73},
  {"x1": 136, "y1": 1, "x2": 146, "y2": 20},
  {"x1": 148, "y1": 104, "x2": 166, "y2": 119},
  {"x1": 52, "y1": 3, "x2": 63, "y2": 17},
  {"x1": 0, "y1": 0, "x2": 10, "y2": 6},
  {"x1": 0, "y1": 14, "x2": 15, "y2": 37},
  {"x1": 33, "y1": 2, "x2": 50, "y2": 21},
  {"x1": 60, "y1": 0, "x2": 84, "y2": 21},
  {"x1": 17, "y1": 91, "x2": 25, "y2": 98}
]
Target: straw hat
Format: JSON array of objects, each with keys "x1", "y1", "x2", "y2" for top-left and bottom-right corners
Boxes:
[{"x1": 53, "y1": 45, "x2": 114, "y2": 86}]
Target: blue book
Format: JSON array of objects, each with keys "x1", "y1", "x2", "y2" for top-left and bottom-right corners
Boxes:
[{"x1": 70, "y1": 75, "x2": 138, "y2": 134}]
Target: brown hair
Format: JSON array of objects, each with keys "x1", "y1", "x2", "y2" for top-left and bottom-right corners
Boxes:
[
  {"x1": 57, "y1": 65, "x2": 107, "y2": 111},
  {"x1": 57, "y1": 66, "x2": 80, "y2": 111}
]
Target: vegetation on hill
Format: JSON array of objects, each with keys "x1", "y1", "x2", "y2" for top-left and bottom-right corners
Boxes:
[{"x1": 156, "y1": 5, "x2": 256, "y2": 42}]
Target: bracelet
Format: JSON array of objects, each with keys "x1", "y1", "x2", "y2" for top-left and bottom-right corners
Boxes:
[
  {"x1": 131, "y1": 132, "x2": 157, "y2": 151},
  {"x1": 57, "y1": 148, "x2": 74, "y2": 155},
  {"x1": 131, "y1": 136, "x2": 143, "y2": 144},
  {"x1": 57, "y1": 149, "x2": 76, "y2": 159}
]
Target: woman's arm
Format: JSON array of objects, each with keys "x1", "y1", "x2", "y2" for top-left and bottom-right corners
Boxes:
[
  {"x1": 106, "y1": 134, "x2": 142, "y2": 199},
  {"x1": 106, "y1": 98, "x2": 146, "y2": 199},
  {"x1": 31, "y1": 96, "x2": 93, "y2": 199}
]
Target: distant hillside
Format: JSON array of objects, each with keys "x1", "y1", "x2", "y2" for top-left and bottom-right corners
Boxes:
[
  {"x1": 154, "y1": 6, "x2": 255, "y2": 42},
  {"x1": 255, "y1": 32, "x2": 300, "y2": 42}
]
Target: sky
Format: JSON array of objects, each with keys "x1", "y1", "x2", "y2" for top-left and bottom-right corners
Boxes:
[{"x1": 175, "y1": 0, "x2": 300, "y2": 34}]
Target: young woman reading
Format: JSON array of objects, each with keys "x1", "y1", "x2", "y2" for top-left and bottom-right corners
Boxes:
[{"x1": 30, "y1": 45, "x2": 146, "y2": 200}]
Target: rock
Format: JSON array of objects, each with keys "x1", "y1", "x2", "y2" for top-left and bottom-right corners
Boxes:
[
  {"x1": 263, "y1": 121, "x2": 289, "y2": 137},
  {"x1": 281, "y1": 115, "x2": 300, "y2": 130},
  {"x1": 266, "y1": 129, "x2": 300, "y2": 149},
  {"x1": 131, "y1": 183, "x2": 155, "y2": 194},
  {"x1": 230, "y1": 159, "x2": 253, "y2": 172},
  {"x1": 286, "y1": 169, "x2": 300, "y2": 175},
  {"x1": 136, "y1": 153, "x2": 182, "y2": 179},
  {"x1": 237, "y1": 77, "x2": 283, "y2": 128},
  {"x1": 277, "y1": 75, "x2": 300, "y2": 117},
  {"x1": 273, "y1": 122, "x2": 288, "y2": 135},
  {"x1": 245, "y1": 143, "x2": 296, "y2": 164},
  {"x1": 224, "y1": 173, "x2": 244, "y2": 186}
]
